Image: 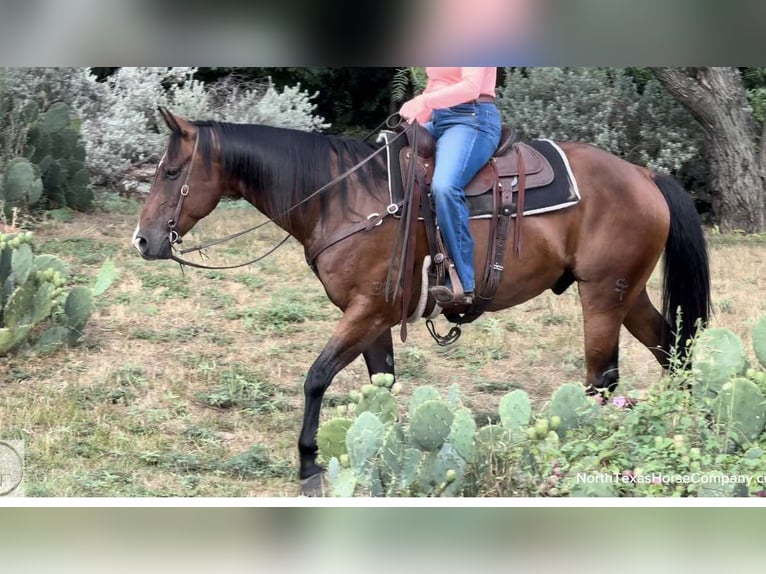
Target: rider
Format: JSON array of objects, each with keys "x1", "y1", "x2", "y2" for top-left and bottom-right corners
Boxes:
[{"x1": 399, "y1": 67, "x2": 502, "y2": 305}]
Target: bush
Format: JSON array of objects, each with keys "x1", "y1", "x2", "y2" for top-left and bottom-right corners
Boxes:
[
  {"x1": 317, "y1": 318, "x2": 766, "y2": 497},
  {"x1": 1, "y1": 67, "x2": 331, "y2": 188},
  {"x1": 497, "y1": 67, "x2": 705, "y2": 181}
]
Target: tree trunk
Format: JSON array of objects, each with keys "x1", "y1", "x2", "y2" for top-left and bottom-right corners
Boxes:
[{"x1": 652, "y1": 67, "x2": 766, "y2": 233}]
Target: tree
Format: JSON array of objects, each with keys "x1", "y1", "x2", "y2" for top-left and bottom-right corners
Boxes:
[{"x1": 652, "y1": 67, "x2": 766, "y2": 233}]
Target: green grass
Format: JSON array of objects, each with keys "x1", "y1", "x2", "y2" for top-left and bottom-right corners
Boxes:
[{"x1": 2, "y1": 199, "x2": 765, "y2": 496}]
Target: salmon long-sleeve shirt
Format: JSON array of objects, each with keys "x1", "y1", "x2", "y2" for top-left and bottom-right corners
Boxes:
[{"x1": 412, "y1": 67, "x2": 497, "y2": 124}]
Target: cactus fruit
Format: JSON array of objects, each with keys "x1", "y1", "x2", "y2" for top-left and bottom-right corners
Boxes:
[
  {"x1": 423, "y1": 443, "x2": 467, "y2": 497},
  {"x1": 449, "y1": 407, "x2": 477, "y2": 463},
  {"x1": 713, "y1": 378, "x2": 766, "y2": 444},
  {"x1": 409, "y1": 400, "x2": 454, "y2": 452},
  {"x1": 752, "y1": 317, "x2": 766, "y2": 371},
  {"x1": 370, "y1": 372, "x2": 395, "y2": 389},
  {"x1": 355, "y1": 386, "x2": 397, "y2": 424},
  {"x1": 499, "y1": 389, "x2": 532, "y2": 429},
  {"x1": 316, "y1": 417, "x2": 353, "y2": 462},
  {"x1": 548, "y1": 383, "x2": 598, "y2": 434},
  {"x1": 692, "y1": 327, "x2": 747, "y2": 397}
]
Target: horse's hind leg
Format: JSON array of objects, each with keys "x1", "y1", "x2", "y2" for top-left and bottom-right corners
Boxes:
[
  {"x1": 298, "y1": 300, "x2": 391, "y2": 495},
  {"x1": 362, "y1": 329, "x2": 395, "y2": 379},
  {"x1": 578, "y1": 280, "x2": 640, "y2": 395},
  {"x1": 623, "y1": 288, "x2": 669, "y2": 369}
]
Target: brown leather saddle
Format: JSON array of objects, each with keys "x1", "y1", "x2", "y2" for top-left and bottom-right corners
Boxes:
[{"x1": 391, "y1": 121, "x2": 555, "y2": 343}]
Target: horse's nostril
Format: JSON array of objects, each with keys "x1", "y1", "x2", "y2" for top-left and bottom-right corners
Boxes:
[{"x1": 133, "y1": 234, "x2": 148, "y2": 254}]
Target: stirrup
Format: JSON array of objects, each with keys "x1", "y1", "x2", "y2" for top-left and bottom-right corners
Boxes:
[{"x1": 429, "y1": 285, "x2": 474, "y2": 305}]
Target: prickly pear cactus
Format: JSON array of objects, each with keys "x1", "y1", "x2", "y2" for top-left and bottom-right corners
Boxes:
[
  {"x1": 448, "y1": 408, "x2": 477, "y2": 463},
  {"x1": 39, "y1": 102, "x2": 72, "y2": 134},
  {"x1": 713, "y1": 378, "x2": 766, "y2": 444},
  {"x1": 692, "y1": 327, "x2": 747, "y2": 397},
  {"x1": 317, "y1": 417, "x2": 353, "y2": 462},
  {"x1": 499, "y1": 389, "x2": 532, "y2": 429},
  {"x1": 64, "y1": 286, "x2": 93, "y2": 333},
  {"x1": 345, "y1": 411, "x2": 385, "y2": 480},
  {"x1": 408, "y1": 386, "x2": 441, "y2": 418},
  {"x1": 355, "y1": 385, "x2": 398, "y2": 424},
  {"x1": 0, "y1": 231, "x2": 111, "y2": 356},
  {"x1": 2, "y1": 158, "x2": 43, "y2": 207},
  {"x1": 547, "y1": 383, "x2": 598, "y2": 434},
  {"x1": 409, "y1": 400, "x2": 454, "y2": 452},
  {"x1": 752, "y1": 317, "x2": 766, "y2": 371}
]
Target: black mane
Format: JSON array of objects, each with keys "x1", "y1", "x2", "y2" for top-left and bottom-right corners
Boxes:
[{"x1": 168, "y1": 120, "x2": 387, "y2": 221}]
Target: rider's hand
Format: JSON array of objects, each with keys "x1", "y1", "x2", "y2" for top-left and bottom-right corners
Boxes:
[{"x1": 399, "y1": 95, "x2": 431, "y2": 124}]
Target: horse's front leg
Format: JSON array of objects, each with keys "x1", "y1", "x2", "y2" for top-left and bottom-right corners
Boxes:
[
  {"x1": 362, "y1": 329, "x2": 396, "y2": 380},
  {"x1": 298, "y1": 299, "x2": 391, "y2": 496}
]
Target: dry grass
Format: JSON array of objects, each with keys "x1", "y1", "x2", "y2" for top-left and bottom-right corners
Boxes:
[{"x1": 1, "y1": 196, "x2": 765, "y2": 497}]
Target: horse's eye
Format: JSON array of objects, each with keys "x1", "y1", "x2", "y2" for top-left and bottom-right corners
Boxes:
[{"x1": 166, "y1": 166, "x2": 180, "y2": 179}]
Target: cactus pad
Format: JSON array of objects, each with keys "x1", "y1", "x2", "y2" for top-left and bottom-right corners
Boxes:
[
  {"x1": 499, "y1": 389, "x2": 532, "y2": 429},
  {"x1": 0, "y1": 325, "x2": 33, "y2": 354},
  {"x1": 692, "y1": 327, "x2": 747, "y2": 397},
  {"x1": 713, "y1": 377, "x2": 766, "y2": 444},
  {"x1": 408, "y1": 385, "x2": 441, "y2": 418},
  {"x1": 548, "y1": 383, "x2": 598, "y2": 434},
  {"x1": 752, "y1": 317, "x2": 766, "y2": 370},
  {"x1": 3, "y1": 158, "x2": 43, "y2": 205},
  {"x1": 40, "y1": 102, "x2": 71, "y2": 134},
  {"x1": 317, "y1": 417, "x2": 353, "y2": 462},
  {"x1": 449, "y1": 407, "x2": 477, "y2": 463},
  {"x1": 64, "y1": 286, "x2": 93, "y2": 332},
  {"x1": 11, "y1": 243, "x2": 33, "y2": 286},
  {"x1": 355, "y1": 386, "x2": 398, "y2": 424},
  {"x1": 345, "y1": 411, "x2": 385, "y2": 475},
  {"x1": 410, "y1": 400, "x2": 454, "y2": 452}
]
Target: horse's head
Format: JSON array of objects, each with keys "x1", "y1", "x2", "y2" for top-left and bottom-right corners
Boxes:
[{"x1": 133, "y1": 107, "x2": 226, "y2": 260}]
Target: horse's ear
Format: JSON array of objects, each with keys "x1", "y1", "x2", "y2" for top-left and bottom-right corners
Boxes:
[
  {"x1": 158, "y1": 106, "x2": 179, "y2": 132},
  {"x1": 157, "y1": 106, "x2": 192, "y2": 137}
]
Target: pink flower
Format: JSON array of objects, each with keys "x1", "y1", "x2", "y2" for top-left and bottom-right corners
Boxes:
[{"x1": 612, "y1": 396, "x2": 627, "y2": 408}]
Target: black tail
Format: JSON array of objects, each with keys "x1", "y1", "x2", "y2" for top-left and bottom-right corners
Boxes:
[{"x1": 653, "y1": 173, "x2": 711, "y2": 357}]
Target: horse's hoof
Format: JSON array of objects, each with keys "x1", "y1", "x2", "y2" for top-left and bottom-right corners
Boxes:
[{"x1": 300, "y1": 472, "x2": 327, "y2": 497}]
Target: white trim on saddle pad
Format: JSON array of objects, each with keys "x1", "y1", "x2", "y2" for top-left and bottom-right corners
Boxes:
[{"x1": 469, "y1": 138, "x2": 581, "y2": 220}]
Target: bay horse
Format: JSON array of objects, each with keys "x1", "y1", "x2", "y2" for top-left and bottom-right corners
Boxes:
[{"x1": 133, "y1": 107, "x2": 711, "y2": 495}]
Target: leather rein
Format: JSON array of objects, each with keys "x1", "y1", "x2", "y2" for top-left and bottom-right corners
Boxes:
[{"x1": 162, "y1": 117, "x2": 410, "y2": 271}]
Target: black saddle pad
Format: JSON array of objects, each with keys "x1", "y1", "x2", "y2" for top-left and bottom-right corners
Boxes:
[{"x1": 467, "y1": 139, "x2": 580, "y2": 219}]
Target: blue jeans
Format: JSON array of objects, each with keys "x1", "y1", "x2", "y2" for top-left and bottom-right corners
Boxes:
[{"x1": 424, "y1": 102, "x2": 502, "y2": 292}]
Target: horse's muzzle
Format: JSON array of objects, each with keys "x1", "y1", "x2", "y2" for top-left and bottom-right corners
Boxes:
[{"x1": 132, "y1": 225, "x2": 172, "y2": 260}]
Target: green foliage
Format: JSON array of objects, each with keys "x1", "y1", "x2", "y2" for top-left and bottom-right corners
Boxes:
[
  {"x1": 547, "y1": 383, "x2": 599, "y2": 434},
  {"x1": 0, "y1": 87, "x2": 93, "y2": 213},
  {"x1": 497, "y1": 67, "x2": 707, "y2": 209},
  {"x1": 1, "y1": 158, "x2": 43, "y2": 209},
  {"x1": 318, "y1": 317, "x2": 766, "y2": 497},
  {"x1": 0, "y1": 231, "x2": 113, "y2": 355},
  {"x1": 691, "y1": 327, "x2": 747, "y2": 397}
]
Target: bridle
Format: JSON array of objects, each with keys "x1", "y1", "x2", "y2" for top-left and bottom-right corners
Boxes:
[
  {"x1": 166, "y1": 130, "x2": 199, "y2": 248},
  {"x1": 157, "y1": 115, "x2": 411, "y2": 271}
]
